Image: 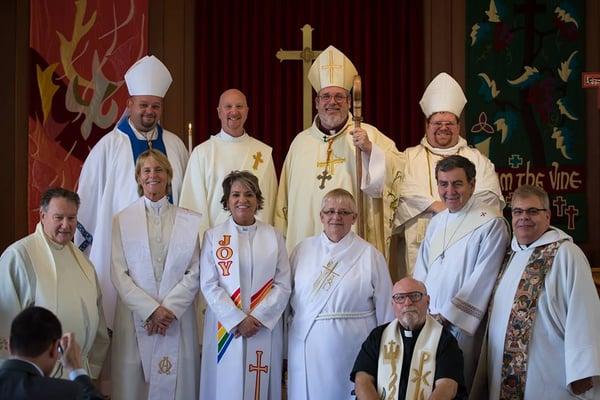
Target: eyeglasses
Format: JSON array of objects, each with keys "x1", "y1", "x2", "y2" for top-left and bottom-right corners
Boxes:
[
  {"x1": 429, "y1": 121, "x2": 457, "y2": 128},
  {"x1": 511, "y1": 207, "x2": 547, "y2": 217},
  {"x1": 321, "y1": 209, "x2": 355, "y2": 217},
  {"x1": 392, "y1": 291, "x2": 424, "y2": 304},
  {"x1": 317, "y1": 93, "x2": 348, "y2": 103}
]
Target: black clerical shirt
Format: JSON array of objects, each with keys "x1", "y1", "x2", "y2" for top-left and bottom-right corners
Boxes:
[{"x1": 350, "y1": 321, "x2": 468, "y2": 399}]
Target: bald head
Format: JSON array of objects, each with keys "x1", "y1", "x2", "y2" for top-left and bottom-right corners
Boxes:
[
  {"x1": 393, "y1": 277, "x2": 427, "y2": 295},
  {"x1": 392, "y1": 277, "x2": 429, "y2": 330},
  {"x1": 219, "y1": 89, "x2": 247, "y2": 106},
  {"x1": 217, "y1": 88, "x2": 249, "y2": 137}
]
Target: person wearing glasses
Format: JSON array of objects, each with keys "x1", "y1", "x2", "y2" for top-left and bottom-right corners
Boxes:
[
  {"x1": 351, "y1": 277, "x2": 467, "y2": 400},
  {"x1": 470, "y1": 184, "x2": 600, "y2": 400},
  {"x1": 394, "y1": 72, "x2": 504, "y2": 277},
  {"x1": 413, "y1": 155, "x2": 509, "y2": 389},
  {"x1": 0, "y1": 307, "x2": 104, "y2": 400},
  {"x1": 275, "y1": 45, "x2": 404, "y2": 261},
  {"x1": 287, "y1": 188, "x2": 393, "y2": 400}
]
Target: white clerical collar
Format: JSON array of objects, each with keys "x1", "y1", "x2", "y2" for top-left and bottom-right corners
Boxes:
[
  {"x1": 232, "y1": 218, "x2": 257, "y2": 233},
  {"x1": 314, "y1": 113, "x2": 353, "y2": 141},
  {"x1": 511, "y1": 226, "x2": 568, "y2": 252},
  {"x1": 143, "y1": 196, "x2": 169, "y2": 216},
  {"x1": 446, "y1": 194, "x2": 475, "y2": 218},
  {"x1": 13, "y1": 357, "x2": 45, "y2": 376},
  {"x1": 128, "y1": 119, "x2": 158, "y2": 141},
  {"x1": 216, "y1": 129, "x2": 248, "y2": 142},
  {"x1": 420, "y1": 135, "x2": 467, "y2": 156}
]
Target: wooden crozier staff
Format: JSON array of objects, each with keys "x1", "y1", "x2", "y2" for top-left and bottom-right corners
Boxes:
[{"x1": 353, "y1": 75, "x2": 365, "y2": 238}]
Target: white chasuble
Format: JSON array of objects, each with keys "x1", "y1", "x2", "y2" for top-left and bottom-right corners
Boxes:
[
  {"x1": 275, "y1": 115, "x2": 404, "y2": 259},
  {"x1": 179, "y1": 130, "x2": 278, "y2": 239},
  {"x1": 117, "y1": 198, "x2": 200, "y2": 400},
  {"x1": 377, "y1": 316, "x2": 442, "y2": 400},
  {"x1": 201, "y1": 218, "x2": 291, "y2": 400}
]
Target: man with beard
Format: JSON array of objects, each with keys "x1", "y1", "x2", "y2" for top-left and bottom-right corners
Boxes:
[
  {"x1": 76, "y1": 55, "x2": 189, "y2": 328},
  {"x1": 351, "y1": 277, "x2": 466, "y2": 400},
  {"x1": 275, "y1": 45, "x2": 403, "y2": 259},
  {"x1": 394, "y1": 72, "x2": 504, "y2": 276}
]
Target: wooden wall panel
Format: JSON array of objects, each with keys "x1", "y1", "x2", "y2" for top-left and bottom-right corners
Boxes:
[
  {"x1": 0, "y1": 0, "x2": 29, "y2": 252},
  {"x1": 148, "y1": 0, "x2": 196, "y2": 145}
]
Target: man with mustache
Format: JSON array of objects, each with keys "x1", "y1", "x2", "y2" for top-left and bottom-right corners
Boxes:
[
  {"x1": 394, "y1": 72, "x2": 504, "y2": 277},
  {"x1": 275, "y1": 45, "x2": 403, "y2": 259},
  {"x1": 413, "y1": 155, "x2": 509, "y2": 389},
  {"x1": 351, "y1": 277, "x2": 467, "y2": 400},
  {"x1": 75, "y1": 55, "x2": 189, "y2": 329},
  {"x1": 0, "y1": 188, "x2": 109, "y2": 381},
  {"x1": 471, "y1": 185, "x2": 600, "y2": 399}
]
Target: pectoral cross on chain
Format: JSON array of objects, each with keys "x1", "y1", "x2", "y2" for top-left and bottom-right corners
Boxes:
[
  {"x1": 316, "y1": 138, "x2": 345, "y2": 189},
  {"x1": 249, "y1": 350, "x2": 269, "y2": 400},
  {"x1": 252, "y1": 151, "x2": 263, "y2": 170}
]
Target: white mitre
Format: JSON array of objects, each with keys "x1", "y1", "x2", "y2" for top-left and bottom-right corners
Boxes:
[
  {"x1": 419, "y1": 72, "x2": 467, "y2": 118},
  {"x1": 308, "y1": 45, "x2": 358, "y2": 92},
  {"x1": 125, "y1": 55, "x2": 173, "y2": 97}
]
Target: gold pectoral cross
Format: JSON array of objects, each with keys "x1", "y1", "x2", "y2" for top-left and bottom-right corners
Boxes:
[
  {"x1": 252, "y1": 151, "x2": 263, "y2": 170},
  {"x1": 316, "y1": 139, "x2": 345, "y2": 189},
  {"x1": 411, "y1": 351, "x2": 432, "y2": 400}
]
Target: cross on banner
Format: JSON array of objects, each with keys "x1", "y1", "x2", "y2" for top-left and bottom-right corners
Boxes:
[
  {"x1": 276, "y1": 24, "x2": 323, "y2": 129},
  {"x1": 249, "y1": 350, "x2": 269, "y2": 400}
]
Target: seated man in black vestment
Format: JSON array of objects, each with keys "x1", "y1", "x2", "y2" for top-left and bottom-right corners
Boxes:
[{"x1": 351, "y1": 277, "x2": 467, "y2": 399}]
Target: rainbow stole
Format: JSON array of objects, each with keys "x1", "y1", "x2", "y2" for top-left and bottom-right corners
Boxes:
[{"x1": 212, "y1": 219, "x2": 278, "y2": 399}]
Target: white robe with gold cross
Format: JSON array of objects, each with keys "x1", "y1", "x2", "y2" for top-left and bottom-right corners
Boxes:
[
  {"x1": 0, "y1": 223, "x2": 109, "y2": 378},
  {"x1": 287, "y1": 231, "x2": 394, "y2": 400},
  {"x1": 179, "y1": 130, "x2": 278, "y2": 240},
  {"x1": 275, "y1": 115, "x2": 404, "y2": 259}
]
